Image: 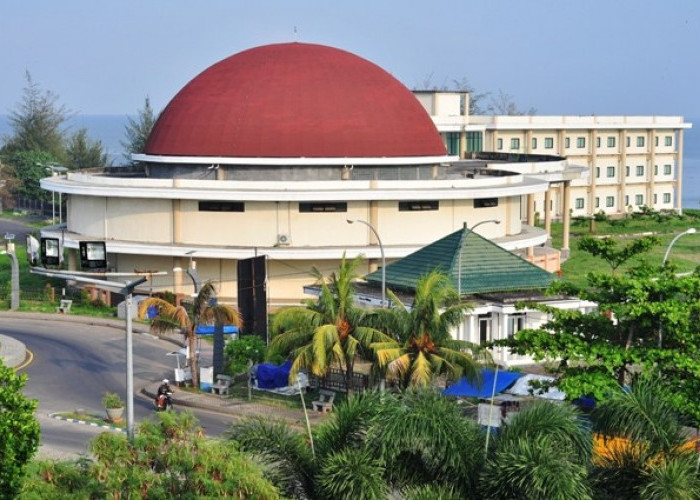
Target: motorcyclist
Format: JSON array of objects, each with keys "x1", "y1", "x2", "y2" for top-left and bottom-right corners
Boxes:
[{"x1": 156, "y1": 379, "x2": 173, "y2": 409}]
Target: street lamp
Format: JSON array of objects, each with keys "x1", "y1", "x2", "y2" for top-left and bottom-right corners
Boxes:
[
  {"x1": 658, "y1": 227, "x2": 697, "y2": 349},
  {"x1": 457, "y1": 219, "x2": 500, "y2": 295},
  {"x1": 347, "y1": 218, "x2": 385, "y2": 307},
  {"x1": 662, "y1": 228, "x2": 697, "y2": 264},
  {"x1": 41, "y1": 164, "x2": 68, "y2": 225},
  {"x1": 1, "y1": 233, "x2": 19, "y2": 310},
  {"x1": 122, "y1": 277, "x2": 147, "y2": 442},
  {"x1": 173, "y1": 251, "x2": 201, "y2": 294}
]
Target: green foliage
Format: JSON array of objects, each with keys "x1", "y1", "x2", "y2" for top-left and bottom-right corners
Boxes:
[
  {"x1": 100, "y1": 392, "x2": 123, "y2": 409},
  {"x1": 224, "y1": 334, "x2": 267, "y2": 375},
  {"x1": 270, "y1": 254, "x2": 393, "y2": 394},
  {"x1": 5, "y1": 150, "x2": 57, "y2": 200},
  {"x1": 1, "y1": 72, "x2": 68, "y2": 160},
  {"x1": 0, "y1": 359, "x2": 40, "y2": 498},
  {"x1": 317, "y1": 448, "x2": 386, "y2": 500},
  {"x1": 369, "y1": 270, "x2": 483, "y2": 389},
  {"x1": 65, "y1": 128, "x2": 109, "y2": 169},
  {"x1": 577, "y1": 235, "x2": 659, "y2": 273},
  {"x1": 22, "y1": 412, "x2": 280, "y2": 498},
  {"x1": 121, "y1": 96, "x2": 157, "y2": 163},
  {"x1": 639, "y1": 455, "x2": 700, "y2": 500}
]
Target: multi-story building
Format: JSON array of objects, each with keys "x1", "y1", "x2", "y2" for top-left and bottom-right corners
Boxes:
[{"x1": 418, "y1": 91, "x2": 691, "y2": 219}]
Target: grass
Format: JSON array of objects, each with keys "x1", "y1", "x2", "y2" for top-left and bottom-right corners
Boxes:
[{"x1": 56, "y1": 411, "x2": 125, "y2": 429}]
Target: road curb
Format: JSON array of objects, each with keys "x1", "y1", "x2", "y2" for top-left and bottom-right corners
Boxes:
[
  {"x1": 0, "y1": 334, "x2": 28, "y2": 368},
  {"x1": 48, "y1": 412, "x2": 126, "y2": 434}
]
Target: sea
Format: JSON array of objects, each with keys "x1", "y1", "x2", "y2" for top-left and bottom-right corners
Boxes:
[{"x1": 1, "y1": 114, "x2": 700, "y2": 209}]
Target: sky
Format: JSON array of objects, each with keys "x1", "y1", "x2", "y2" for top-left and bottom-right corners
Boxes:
[{"x1": 1, "y1": 0, "x2": 699, "y2": 119}]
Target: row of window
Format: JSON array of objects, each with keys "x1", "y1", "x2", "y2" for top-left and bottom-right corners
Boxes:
[
  {"x1": 595, "y1": 164, "x2": 673, "y2": 178},
  {"x1": 199, "y1": 198, "x2": 500, "y2": 213},
  {"x1": 575, "y1": 193, "x2": 672, "y2": 209},
  {"x1": 497, "y1": 134, "x2": 673, "y2": 151}
]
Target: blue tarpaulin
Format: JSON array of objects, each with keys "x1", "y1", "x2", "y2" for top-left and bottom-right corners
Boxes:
[
  {"x1": 195, "y1": 325, "x2": 239, "y2": 335},
  {"x1": 443, "y1": 368, "x2": 523, "y2": 398},
  {"x1": 256, "y1": 361, "x2": 292, "y2": 389}
]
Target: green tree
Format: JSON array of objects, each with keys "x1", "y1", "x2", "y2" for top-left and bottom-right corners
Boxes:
[
  {"x1": 589, "y1": 378, "x2": 700, "y2": 499},
  {"x1": 224, "y1": 334, "x2": 267, "y2": 375},
  {"x1": 499, "y1": 235, "x2": 700, "y2": 422},
  {"x1": 22, "y1": 412, "x2": 280, "y2": 498},
  {"x1": 65, "y1": 128, "x2": 109, "y2": 169},
  {"x1": 139, "y1": 282, "x2": 241, "y2": 387},
  {"x1": 121, "y1": 96, "x2": 157, "y2": 163},
  {"x1": 270, "y1": 255, "x2": 393, "y2": 395},
  {"x1": 1, "y1": 71, "x2": 68, "y2": 160},
  {"x1": 5, "y1": 150, "x2": 57, "y2": 201},
  {"x1": 370, "y1": 270, "x2": 483, "y2": 389},
  {"x1": 0, "y1": 359, "x2": 40, "y2": 499}
]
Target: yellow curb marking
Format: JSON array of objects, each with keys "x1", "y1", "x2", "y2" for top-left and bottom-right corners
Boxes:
[{"x1": 15, "y1": 348, "x2": 34, "y2": 371}]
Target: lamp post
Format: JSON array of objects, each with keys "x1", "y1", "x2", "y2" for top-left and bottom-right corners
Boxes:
[
  {"x1": 42, "y1": 165, "x2": 68, "y2": 225},
  {"x1": 457, "y1": 219, "x2": 500, "y2": 295},
  {"x1": 1, "y1": 234, "x2": 19, "y2": 310},
  {"x1": 658, "y1": 227, "x2": 697, "y2": 349},
  {"x1": 173, "y1": 251, "x2": 201, "y2": 295},
  {"x1": 347, "y1": 218, "x2": 385, "y2": 307},
  {"x1": 122, "y1": 277, "x2": 147, "y2": 442},
  {"x1": 662, "y1": 228, "x2": 697, "y2": 264}
]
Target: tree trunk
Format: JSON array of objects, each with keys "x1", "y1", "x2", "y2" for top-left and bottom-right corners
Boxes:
[{"x1": 189, "y1": 330, "x2": 199, "y2": 388}]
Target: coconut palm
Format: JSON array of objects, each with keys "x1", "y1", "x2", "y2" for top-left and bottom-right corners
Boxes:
[
  {"x1": 370, "y1": 270, "x2": 484, "y2": 389},
  {"x1": 138, "y1": 282, "x2": 241, "y2": 387},
  {"x1": 590, "y1": 377, "x2": 700, "y2": 499},
  {"x1": 270, "y1": 254, "x2": 394, "y2": 394}
]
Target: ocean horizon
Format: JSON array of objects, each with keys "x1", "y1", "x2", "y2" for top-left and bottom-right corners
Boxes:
[{"x1": 1, "y1": 114, "x2": 699, "y2": 209}]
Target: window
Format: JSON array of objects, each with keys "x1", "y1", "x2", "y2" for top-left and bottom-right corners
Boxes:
[
  {"x1": 626, "y1": 166, "x2": 630, "y2": 177},
  {"x1": 607, "y1": 166, "x2": 615, "y2": 178},
  {"x1": 606, "y1": 196, "x2": 615, "y2": 207},
  {"x1": 507, "y1": 315, "x2": 525, "y2": 339},
  {"x1": 575, "y1": 198, "x2": 584, "y2": 209},
  {"x1": 665, "y1": 136, "x2": 673, "y2": 147},
  {"x1": 595, "y1": 167, "x2": 600, "y2": 178},
  {"x1": 663, "y1": 193, "x2": 671, "y2": 203},
  {"x1": 625, "y1": 195, "x2": 629, "y2": 206},
  {"x1": 398, "y1": 200, "x2": 439, "y2": 211},
  {"x1": 596, "y1": 137, "x2": 601, "y2": 148},
  {"x1": 654, "y1": 194, "x2": 658, "y2": 204},
  {"x1": 474, "y1": 198, "x2": 498, "y2": 208},
  {"x1": 497, "y1": 138, "x2": 503, "y2": 150},
  {"x1": 199, "y1": 201, "x2": 244, "y2": 212},
  {"x1": 466, "y1": 131, "x2": 483, "y2": 152},
  {"x1": 544, "y1": 137, "x2": 554, "y2": 149},
  {"x1": 664, "y1": 164, "x2": 672, "y2": 175},
  {"x1": 655, "y1": 136, "x2": 659, "y2": 147},
  {"x1": 607, "y1": 136, "x2": 616, "y2": 147},
  {"x1": 626, "y1": 136, "x2": 631, "y2": 147},
  {"x1": 637, "y1": 136, "x2": 645, "y2": 147},
  {"x1": 595, "y1": 197, "x2": 600, "y2": 208},
  {"x1": 299, "y1": 202, "x2": 347, "y2": 213},
  {"x1": 565, "y1": 137, "x2": 571, "y2": 148},
  {"x1": 577, "y1": 137, "x2": 586, "y2": 148},
  {"x1": 532, "y1": 137, "x2": 537, "y2": 149},
  {"x1": 446, "y1": 132, "x2": 460, "y2": 155},
  {"x1": 635, "y1": 194, "x2": 644, "y2": 205},
  {"x1": 510, "y1": 138, "x2": 520, "y2": 150},
  {"x1": 654, "y1": 165, "x2": 658, "y2": 175},
  {"x1": 636, "y1": 165, "x2": 644, "y2": 176}
]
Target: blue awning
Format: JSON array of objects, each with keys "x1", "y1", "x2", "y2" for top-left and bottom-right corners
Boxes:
[
  {"x1": 195, "y1": 325, "x2": 239, "y2": 335},
  {"x1": 443, "y1": 368, "x2": 522, "y2": 398}
]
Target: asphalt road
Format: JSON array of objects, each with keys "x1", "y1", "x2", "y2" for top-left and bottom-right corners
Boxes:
[
  {"x1": 0, "y1": 216, "x2": 40, "y2": 246},
  {"x1": 3, "y1": 317, "x2": 234, "y2": 459}
]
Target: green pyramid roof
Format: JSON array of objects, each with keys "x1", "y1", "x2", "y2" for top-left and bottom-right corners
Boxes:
[{"x1": 365, "y1": 226, "x2": 555, "y2": 294}]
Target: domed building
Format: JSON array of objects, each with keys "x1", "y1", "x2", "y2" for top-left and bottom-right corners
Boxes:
[{"x1": 41, "y1": 42, "x2": 578, "y2": 308}]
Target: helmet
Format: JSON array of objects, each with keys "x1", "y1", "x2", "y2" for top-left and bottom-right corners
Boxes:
[{"x1": 162, "y1": 379, "x2": 169, "y2": 384}]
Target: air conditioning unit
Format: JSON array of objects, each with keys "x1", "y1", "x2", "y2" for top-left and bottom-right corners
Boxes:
[{"x1": 276, "y1": 233, "x2": 291, "y2": 246}]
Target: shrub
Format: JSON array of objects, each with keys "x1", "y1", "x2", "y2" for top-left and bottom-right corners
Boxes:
[
  {"x1": 101, "y1": 392, "x2": 123, "y2": 409},
  {"x1": 224, "y1": 335, "x2": 267, "y2": 375}
]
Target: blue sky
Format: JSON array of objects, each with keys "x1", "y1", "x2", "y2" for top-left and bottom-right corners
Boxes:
[{"x1": 2, "y1": 0, "x2": 699, "y2": 118}]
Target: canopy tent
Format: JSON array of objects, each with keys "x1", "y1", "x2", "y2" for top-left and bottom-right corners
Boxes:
[
  {"x1": 443, "y1": 368, "x2": 522, "y2": 398},
  {"x1": 505, "y1": 374, "x2": 566, "y2": 401}
]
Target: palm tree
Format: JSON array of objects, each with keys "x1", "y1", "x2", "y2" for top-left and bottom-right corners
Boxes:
[
  {"x1": 270, "y1": 255, "x2": 394, "y2": 395},
  {"x1": 370, "y1": 270, "x2": 483, "y2": 389},
  {"x1": 590, "y1": 377, "x2": 700, "y2": 499},
  {"x1": 138, "y1": 282, "x2": 241, "y2": 387}
]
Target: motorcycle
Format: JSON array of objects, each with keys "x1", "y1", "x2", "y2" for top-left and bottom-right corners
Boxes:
[{"x1": 154, "y1": 391, "x2": 174, "y2": 412}]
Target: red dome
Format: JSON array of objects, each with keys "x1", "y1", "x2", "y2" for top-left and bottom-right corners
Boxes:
[{"x1": 144, "y1": 43, "x2": 446, "y2": 159}]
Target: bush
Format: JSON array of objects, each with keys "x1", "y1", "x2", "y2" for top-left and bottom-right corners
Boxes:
[
  {"x1": 101, "y1": 392, "x2": 123, "y2": 409},
  {"x1": 224, "y1": 335, "x2": 267, "y2": 375}
]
